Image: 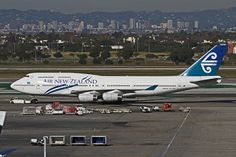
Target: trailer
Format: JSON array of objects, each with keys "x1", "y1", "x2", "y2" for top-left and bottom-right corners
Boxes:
[
  {"x1": 70, "y1": 136, "x2": 87, "y2": 146},
  {"x1": 44, "y1": 104, "x2": 53, "y2": 114},
  {"x1": 52, "y1": 110, "x2": 64, "y2": 115},
  {"x1": 52, "y1": 101, "x2": 63, "y2": 109},
  {"x1": 36, "y1": 106, "x2": 44, "y2": 115},
  {"x1": 21, "y1": 106, "x2": 36, "y2": 115},
  {"x1": 179, "y1": 107, "x2": 191, "y2": 113},
  {"x1": 91, "y1": 136, "x2": 108, "y2": 146},
  {"x1": 63, "y1": 106, "x2": 76, "y2": 114},
  {"x1": 162, "y1": 103, "x2": 172, "y2": 112},
  {"x1": 112, "y1": 108, "x2": 132, "y2": 113},
  {"x1": 49, "y1": 136, "x2": 66, "y2": 146}
]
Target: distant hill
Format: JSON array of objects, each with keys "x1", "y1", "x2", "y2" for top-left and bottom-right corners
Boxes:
[{"x1": 0, "y1": 7, "x2": 236, "y2": 29}]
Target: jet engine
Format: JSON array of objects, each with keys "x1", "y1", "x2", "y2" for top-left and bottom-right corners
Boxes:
[
  {"x1": 102, "y1": 93, "x2": 122, "y2": 102},
  {"x1": 78, "y1": 93, "x2": 98, "y2": 102}
]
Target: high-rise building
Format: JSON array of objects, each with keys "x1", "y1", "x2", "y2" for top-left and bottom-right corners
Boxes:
[
  {"x1": 122, "y1": 24, "x2": 128, "y2": 30},
  {"x1": 160, "y1": 23, "x2": 168, "y2": 29},
  {"x1": 144, "y1": 20, "x2": 150, "y2": 29},
  {"x1": 22, "y1": 24, "x2": 28, "y2": 31},
  {"x1": 39, "y1": 21, "x2": 44, "y2": 31},
  {"x1": 167, "y1": 20, "x2": 173, "y2": 30},
  {"x1": 116, "y1": 21, "x2": 120, "y2": 30},
  {"x1": 68, "y1": 21, "x2": 75, "y2": 31},
  {"x1": 4, "y1": 24, "x2": 10, "y2": 30},
  {"x1": 136, "y1": 21, "x2": 142, "y2": 29},
  {"x1": 184, "y1": 22, "x2": 190, "y2": 28},
  {"x1": 129, "y1": 18, "x2": 135, "y2": 29},
  {"x1": 110, "y1": 20, "x2": 116, "y2": 29},
  {"x1": 212, "y1": 26, "x2": 218, "y2": 30},
  {"x1": 98, "y1": 22, "x2": 104, "y2": 29},
  {"x1": 194, "y1": 21, "x2": 199, "y2": 29},
  {"x1": 86, "y1": 24, "x2": 93, "y2": 30},
  {"x1": 177, "y1": 21, "x2": 185, "y2": 30},
  {"x1": 78, "y1": 21, "x2": 85, "y2": 31},
  {"x1": 52, "y1": 20, "x2": 58, "y2": 30}
]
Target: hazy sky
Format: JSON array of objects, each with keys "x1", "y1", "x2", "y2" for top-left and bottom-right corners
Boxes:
[{"x1": 0, "y1": 0, "x2": 236, "y2": 13}]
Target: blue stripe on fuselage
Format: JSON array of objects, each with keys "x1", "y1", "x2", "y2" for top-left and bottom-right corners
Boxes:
[
  {"x1": 45, "y1": 84, "x2": 67, "y2": 94},
  {"x1": 45, "y1": 84, "x2": 77, "y2": 95}
]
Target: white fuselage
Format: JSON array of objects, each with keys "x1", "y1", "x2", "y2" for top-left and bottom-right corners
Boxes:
[{"x1": 11, "y1": 72, "x2": 221, "y2": 101}]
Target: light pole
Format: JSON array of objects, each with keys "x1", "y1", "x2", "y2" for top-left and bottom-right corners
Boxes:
[
  {"x1": 136, "y1": 37, "x2": 139, "y2": 53},
  {"x1": 34, "y1": 50, "x2": 37, "y2": 62},
  {"x1": 43, "y1": 136, "x2": 48, "y2": 157}
]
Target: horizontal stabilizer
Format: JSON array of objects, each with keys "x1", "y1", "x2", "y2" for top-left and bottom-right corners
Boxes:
[{"x1": 190, "y1": 78, "x2": 220, "y2": 86}]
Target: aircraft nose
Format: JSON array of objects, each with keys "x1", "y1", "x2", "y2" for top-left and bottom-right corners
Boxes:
[{"x1": 10, "y1": 82, "x2": 15, "y2": 90}]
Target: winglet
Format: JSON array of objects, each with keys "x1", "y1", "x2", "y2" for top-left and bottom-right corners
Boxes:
[{"x1": 146, "y1": 85, "x2": 158, "y2": 90}]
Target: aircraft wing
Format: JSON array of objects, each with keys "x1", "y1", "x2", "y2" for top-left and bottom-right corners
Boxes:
[
  {"x1": 191, "y1": 78, "x2": 236, "y2": 88},
  {"x1": 70, "y1": 89, "x2": 136, "y2": 95},
  {"x1": 215, "y1": 83, "x2": 236, "y2": 88},
  {"x1": 0, "y1": 82, "x2": 12, "y2": 90},
  {"x1": 71, "y1": 85, "x2": 159, "y2": 97},
  {"x1": 0, "y1": 149, "x2": 16, "y2": 157}
]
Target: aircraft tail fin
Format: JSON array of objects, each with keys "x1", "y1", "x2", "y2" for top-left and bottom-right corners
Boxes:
[
  {"x1": 0, "y1": 111, "x2": 16, "y2": 156},
  {"x1": 180, "y1": 44, "x2": 228, "y2": 76},
  {"x1": 0, "y1": 148, "x2": 16, "y2": 156}
]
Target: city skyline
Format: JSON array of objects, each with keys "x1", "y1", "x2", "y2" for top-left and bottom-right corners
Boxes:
[{"x1": 0, "y1": 0, "x2": 236, "y2": 13}]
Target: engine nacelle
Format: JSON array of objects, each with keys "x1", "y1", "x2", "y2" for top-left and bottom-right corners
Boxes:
[
  {"x1": 102, "y1": 93, "x2": 122, "y2": 102},
  {"x1": 78, "y1": 94, "x2": 98, "y2": 102}
]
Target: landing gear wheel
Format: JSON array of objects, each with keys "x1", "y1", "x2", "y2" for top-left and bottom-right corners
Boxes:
[{"x1": 31, "y1": 98, "x2": 38, "y2": 104}]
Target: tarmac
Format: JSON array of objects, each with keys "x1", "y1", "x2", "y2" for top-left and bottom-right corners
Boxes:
[
  {"x1": 0, "y1": 77, "x2": 236, "y2": 157},
  {"x1": 0, "y1": 94, "x2": 236, "y2": 157}
]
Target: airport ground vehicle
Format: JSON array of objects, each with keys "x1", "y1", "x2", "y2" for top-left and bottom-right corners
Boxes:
[
  {"x1": 10, "y1": 98, "x2": 30, "y2": 104},
  {"x1": 140, "y1": 106, "x2": 152, "y2": 113},
  {"x1": 162, "y1": 103, "x2": 172, "y2": 112},
  {"x1": 153, "y1": 106, "x2": 160, "y2": 111},
  {"x1": 30, "y1": 135, "x2": 108, "y2": 146},
  {"x1": 31, "y1": 138, "x2": 44, "y2": 146},
  {"x1": 10, "y1": 98, "x2": 38, "y2": 104},
  {"x1": 30, "y1": 98, "x2": 38, "y2": 104}
]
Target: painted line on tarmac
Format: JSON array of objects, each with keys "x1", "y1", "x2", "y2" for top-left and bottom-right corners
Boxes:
[{"x1": 160, "y1": 110, "x2": 191, "y2": 157}]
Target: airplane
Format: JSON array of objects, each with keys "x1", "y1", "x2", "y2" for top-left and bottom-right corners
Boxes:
[
  {"x1": 0, "y1": 111, "x2": 16, "y2": 157},
  {"x1": 0, "y1": 111, "x2": 6, "y2": 134},
  {"x1": 10, "y1": 44, "x2": 228, "y2": 103},
  {"x1": 0, "y1": 149, "x2": 16, "y2": 157}
]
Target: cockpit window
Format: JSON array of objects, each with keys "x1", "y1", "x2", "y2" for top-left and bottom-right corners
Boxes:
[{"x1": 26, "y1": 74, "x2": 30, "y2": 77}]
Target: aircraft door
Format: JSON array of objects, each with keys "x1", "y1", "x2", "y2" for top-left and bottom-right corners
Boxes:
[
  {"x1": 177, "y1": 82, "x2": 182, "y2": 89},
  {"x1": 36, "y1": 82, "x2": 41, "y2": 90}
]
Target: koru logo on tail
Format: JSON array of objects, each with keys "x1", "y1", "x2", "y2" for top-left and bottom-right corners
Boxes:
[{"x1": 201, "y1": 52, "x2": 218, "y2": 73}]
